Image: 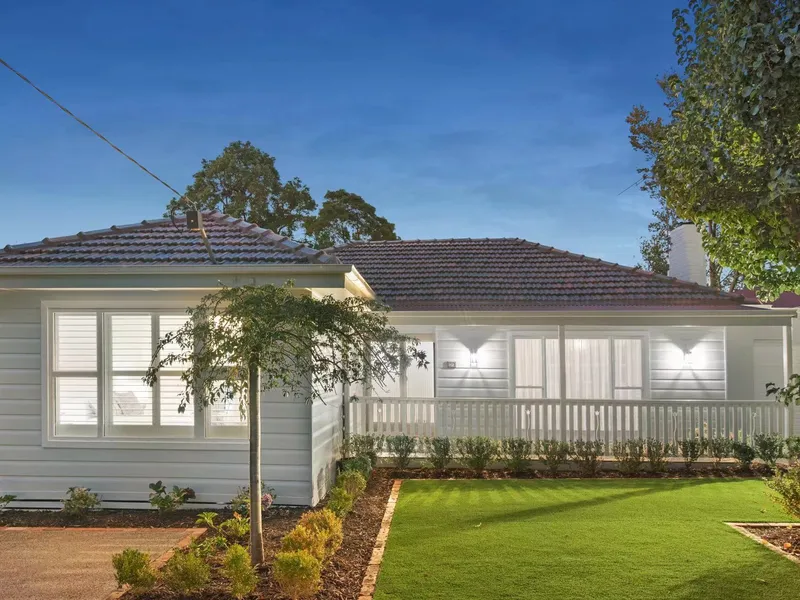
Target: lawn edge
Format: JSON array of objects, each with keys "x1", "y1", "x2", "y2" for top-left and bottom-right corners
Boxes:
[
  {"x1": 357, "y1": 479, "x2": 402, "y2": 600},
  {"x1": 725, "y1": 522, "x2": 800, "y2": 566},
  {"x1": 103, "y1": 527, "x2": 207, "y2": 600}
]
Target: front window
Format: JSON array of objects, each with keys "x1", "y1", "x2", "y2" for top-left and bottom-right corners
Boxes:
[
  {"x1": 367, "y1": 337, "x2": 435, "y2": 398},
  {"x1": 513, "y1": 336, "x2": 644, "y2": 400},
  {"x1": 49, "y1": 308, "x2": 247, "y2": 441}
]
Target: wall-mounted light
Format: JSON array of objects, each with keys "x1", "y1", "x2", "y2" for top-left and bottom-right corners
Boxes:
[
  {"x1": 469, "y1": 350, "x2": 479, "y2": 368},
  {"x1": 682, "y1": 349, "x2": 693, "y2": 368}
]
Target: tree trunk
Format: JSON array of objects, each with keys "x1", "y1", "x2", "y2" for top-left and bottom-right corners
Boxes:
[{"x1": 248, "y1": 358, "x2": 264, "y2": 565}]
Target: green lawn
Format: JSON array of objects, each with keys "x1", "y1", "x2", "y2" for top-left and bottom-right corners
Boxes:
[{"x1": 374, "y1": 479, "x2": 799, "y2": 600}]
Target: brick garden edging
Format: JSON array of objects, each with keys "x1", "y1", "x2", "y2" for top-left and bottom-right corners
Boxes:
[
  {"x1": 358, "y1": 479, "x2": 402, "y2": 600},
  {"x1": 726, "y1": 522, "x2": 800, "y2": 566},
  {"x1": 105, "y1": 527, "x2": 206, "y2": 600}
]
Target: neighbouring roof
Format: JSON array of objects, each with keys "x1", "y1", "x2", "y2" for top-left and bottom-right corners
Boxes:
[
  {"x1": 740, "y1": 289, "x2": 800, "y2": 308},
  {"x1": 0, "y1": 212, "x2": 339, "y2": 266},
  {"x1": 333, "y1": 238, "x2": 749, "y2": 311}
]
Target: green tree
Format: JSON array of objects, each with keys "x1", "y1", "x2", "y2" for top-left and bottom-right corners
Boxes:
[
  {"x1": 305, "y1": 190, "x2": 399, "y2": 248},
  {"x1": 144, "y1": 284, "x2": 426, "y2": 564},
  {"x1": 628, "y1": 0, "x2": 800, "y2": 300},
  {"x1": 167, "y1": 141, "x2": 317, "y2": 238}
]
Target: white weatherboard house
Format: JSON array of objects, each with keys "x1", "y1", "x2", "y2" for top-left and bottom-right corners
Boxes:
[{"x1": 0, "y1": 215, "x2": 796, "y2": 508}]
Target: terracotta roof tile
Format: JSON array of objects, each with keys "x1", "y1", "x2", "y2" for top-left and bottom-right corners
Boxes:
[
  {"x1": 333, "y1": 238, "x2": 746, "y2": 311},
  {"x1": 0, "y1": 212, "x2": 339, "y2": 266}
]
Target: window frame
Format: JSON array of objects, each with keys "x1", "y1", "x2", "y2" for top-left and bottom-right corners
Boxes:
[
  {"x1": 509, "y1": 332, "x2": 649, "y2": 401},
  {"x1": 42, "y1": 301, "x2": 248, "y2": 449}
]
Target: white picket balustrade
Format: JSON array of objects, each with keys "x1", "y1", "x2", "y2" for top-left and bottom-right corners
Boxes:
[{"x1": 345, "y1": 396, "x2": 792, "y2": 451}]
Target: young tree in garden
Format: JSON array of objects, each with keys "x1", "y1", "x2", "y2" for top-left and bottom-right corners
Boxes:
[
  {"x1": 306, "y1": 189, "x2": 399, "y2": 248},
  {"x1": 628, "y1": 0, "x2": 800, "y2": 300},
  {"x1": 167, "y1": 141, "x2": 399, "y2": 248},
  {"x1": 144, "y1": 284, "x2": 426, "y2": 565}
]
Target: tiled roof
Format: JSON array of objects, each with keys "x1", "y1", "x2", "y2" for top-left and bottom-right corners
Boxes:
[
  {"x1": 0, "y1": 212, "x2": 339, "y2": 266},
  {"x1": 333, "y1": 238, "x2": 747, "y2": 311}
]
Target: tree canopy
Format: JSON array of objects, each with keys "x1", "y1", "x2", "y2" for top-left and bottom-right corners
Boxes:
[
  {"x1": 628, "y1": 0, "x2": 800, "y2": 300},
  {"x1": 168, "y1": 141, "x2": 398, "y2": 248}
]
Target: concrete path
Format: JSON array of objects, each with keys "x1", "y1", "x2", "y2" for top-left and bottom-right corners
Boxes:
[{"x1": 0, "y1": 527, "x2": 198, "y2": 600}]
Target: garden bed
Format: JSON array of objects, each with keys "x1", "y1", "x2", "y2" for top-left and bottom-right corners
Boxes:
[
  {"x1": 0, "y1": 507, "x2": 241, "y2": 528},
  {"x1": 730, "y1": 523, "x2": 800, "y2": 564},
  {"x1": 120, "y1": 471, "x2": 394, "y2": 600}
]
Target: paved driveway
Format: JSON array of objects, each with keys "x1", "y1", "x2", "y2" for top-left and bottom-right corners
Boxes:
[{"x1": 0, "y1": 527, "x2": 199, "y2": 600}]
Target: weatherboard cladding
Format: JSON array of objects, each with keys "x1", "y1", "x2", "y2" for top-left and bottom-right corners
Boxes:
[
  {"x1": 333, "y1": 238, "x2": 746, "y2": 310},
  {"x1": 0, "y1": 212, "x2": 339, "y2": 266}
]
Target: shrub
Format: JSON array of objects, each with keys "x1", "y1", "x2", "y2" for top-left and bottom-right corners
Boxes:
[
  {"x1": 0, "y1": 494, "x2": 16, "y2": 509},
  {"x1": 645, "y1": 439, "x2": 670, "y2": 473},
  {"x1": 282, "y1": 525, "x2": 327, "y2": 562},
  {"x1": 336, "y1": 470, "x2": 366, "y2": 499},
  {"x1": 327, "y1": 486, "x2": 354, "y2": 518},
  {"x1": 786, "y1": 436, "x2": 800, "y2": 464},
  {"x1": 570, "y1": 440, "x2": 604, "y2": 477},
  {"x1": 612, "y1": 439, "x2": 645, "y2": 476},
  {"x1": 754, "y1": 433, "x2": 785, "y2": 467},
  {"x1": 62, "y1": 486, "x2": 101, "y2": 515},
  {"x1": 455, "y1": 436, "x2": 498, "y2": 473},
  {"x1": 162, "y1": 550, "x2": 210, "y2": 593},
  {"x1": 538, "y1": 439, "x2": 569, "y2": 476},
  {"x1": 423, "y1": 437, "x2": 453, "y2": 470},
  {"x1": 148, "y1": 480, "x2": 195, "y2": 513},
  {"x1": 298, "y1": 509, "x2": 343, "y2": 559},
  {"x1": 340, "y1": 456, "x2": 372, "y2": 481},
  {"x1": 678, "y1": 438, "x2": 704, "y2": 470},
  {"x1": 706, "y1": 437, "x2": 733, "y2": 468},
  {"x1": 766, "y1": 466, "x2": 800, "y2": 520},
  {"x1": 273, "y1": 550, "x2": 322, "y2": 600},
  {"x1": 222, "y1": 544, "x2": 259, "y2": 599},
  {"x1": 219, "y1": 513, "x2": 250, "y2": 542},
  {"x1": 732, "y1": 441, "x2": 757, "y2": 469},
  {"x1": 499, "y1": 438, "x2": 533, "y2": 474},
  {"x1": 349, "y1": 434, "x2": 385, "y2": 467},
  {"x1": 385, "y1": 434, "x2": 417, "y2": 470},
  {"x1": 228, "y1": 483, "x2": 276, "y2": 516},
  {"x1": 111, "y1": 548, "x2": 156, "y2": 591}
]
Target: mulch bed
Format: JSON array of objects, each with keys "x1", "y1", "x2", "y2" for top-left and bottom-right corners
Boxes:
[
  {"x1": 741, "y1": 524, "x2": 800, "y2": 560},
  {"x1": 0, "y1": 507, "x2": 244, "y2": 528}
]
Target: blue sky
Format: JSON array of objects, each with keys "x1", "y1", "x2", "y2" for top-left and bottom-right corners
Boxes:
[{"x1": 0, "y1": 0, "x2": 677, "y2": 265}]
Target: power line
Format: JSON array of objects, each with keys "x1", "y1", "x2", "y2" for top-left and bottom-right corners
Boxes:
[
  {"x1": 0, "y1": 56, "x2": 218, "y2": 262},
  {"x1": 617, "y1": 176, "x2": 645, "y2": 196}
]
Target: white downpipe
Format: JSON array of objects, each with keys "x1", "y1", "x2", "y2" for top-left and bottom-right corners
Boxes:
[{"x1": 558, "y1": 325, "x2": 567, "y2": 442}]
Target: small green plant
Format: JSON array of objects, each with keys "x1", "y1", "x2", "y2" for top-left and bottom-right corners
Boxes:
[
  {"x1": 423, "y1": 436, "x2": 453, "y2": 470},
  {"x1": 298, "y1": 509, "x2": 343, "y2": 559},
  {"x1": 191, "y1": 533, "x2": 228, "y2": 558},
  {"x1": 282, "y1": 525, "x2": 327, "y2": 562},
  {"x1": 273, "y1": 550, "x2": 322, "y2": 600},
  {"x1": 340, "y1": 456, "x2": 372, "y2": 481},
  {"x1": 228, "y1": 483, "x2": 276, "y2": 516},
  {"x1": 766, "y1": 466, "x2": 800, "y2": 520},
  {"x1": 538, "y1": 439, "x2": 569, "y2": 476},
  {"x1": 455, "y1": 436, "x2": 498, "y2": 473},
  {"x1": 348, "y1": 434, "x2": 385, "y2": 467},
  {"x1": 612, "y1": 439, "x2": 645, "y2": 476},
  {"x1": 678, "y1": 438, "x2": 705, "y2": 471},
  {"x1": 500, "y1": 438, "x2": 533, "y2": 474},
  {"x1": 219, "y1": 513, "x2": 250, "y2": 542},
  {"x1": 645, "y1": 439, "x2": 670, "y2": 473},
  {"x1": 0, "y1": 494, "x2": 16, "y2": 509},
  {"x1": 222, "y1": 544, "x2": 259, "y2": 599},
  {"x1": 327, "y1": 486, "x2": 354, "y2": 517},
  {"x1": 336, "y1": 470, "x2": 366, "y2": 499},
  {"x1": 786, "y1": 436, "x2": 800, "y2": 464},
  {"x1": 148, "y1": 480, "x2": 195, "y2": 513},
  {"x1": 753, "y1": 433, "x2": 784, "y2": 467},
  {"x1": 195, "y1": 511, "x2": 218, "y2": 529},
  {"x1": 385, "y1": 434, "x2": 417, "y2": 470},
  {"x1": 162, "y1": 550, "x2": 210, "y2": 593},
  {"x1": 62, "y1": 486, "x2": 101, "y2": 515},
  {"x1": 706, "y1": 437, "x2": 733, "y2": 469},
  {"x1": 111, "y1": 548, "x2": 156, "y2": 591},
  {"x1": 570, "y1": 440, "x2": 604, "y2": 477},
  {"x1": 732, "y1": 441, "x2": 757, "y2": 469}
]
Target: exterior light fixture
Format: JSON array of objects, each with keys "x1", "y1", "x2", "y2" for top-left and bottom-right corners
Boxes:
[{"x1": 469, "y1": 350, "x2": 479, "y2": 368}]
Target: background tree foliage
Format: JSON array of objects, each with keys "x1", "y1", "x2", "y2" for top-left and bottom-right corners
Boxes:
[
  {"x1": 628, "y1": 0, "x2": 800, "y2": 299},
  {"x1": 167, "y1": 141, "x2": 398, "y2": 247},
  {"x1": 145, "y1": 283, "x2": 427, "y2": 564}
]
